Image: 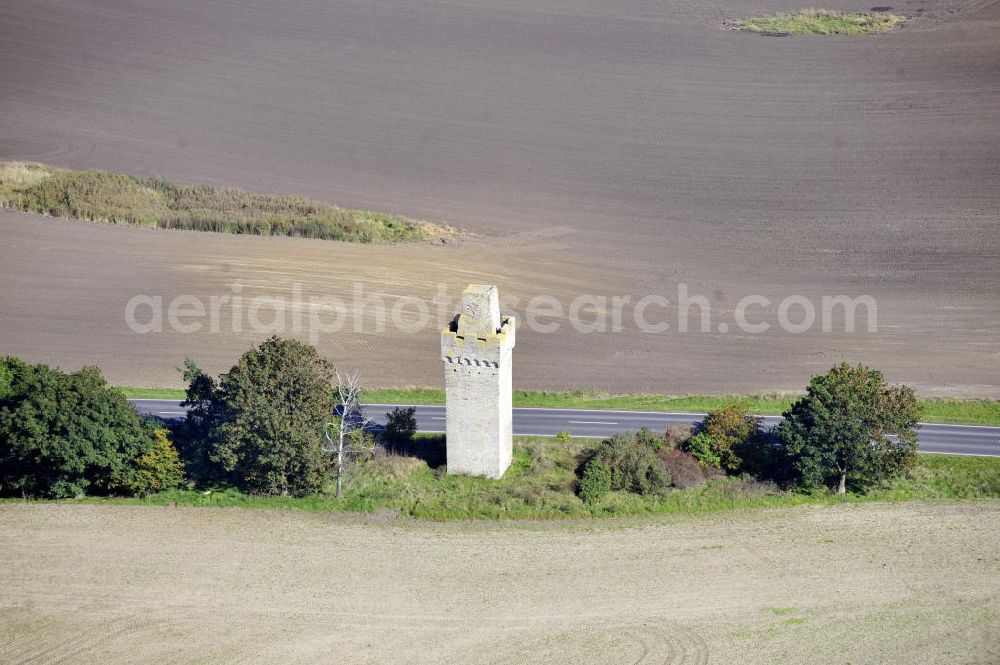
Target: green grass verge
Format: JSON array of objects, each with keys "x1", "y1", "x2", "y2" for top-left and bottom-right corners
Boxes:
[
  {"x1": 366, "y1": 388, "x2": 801, "y2": 413},
  {"x1": 0, "y1": 161, "x2": 453, "y2": 243},
  {"x1": 25, "y1": 442, "x2": 1000, "y2": 521},
  {"x1": 365, "y1": 390, "x2": 1000, "y2": 425},
  {"x1": 920, "y1": 399, "x2": 1000, "y2": 426},
  {"x1": 737, "y1": 9, "x2": 905, "y2": 35},
  {"x1": 118, "y1": 386, "x2": 1000, "y2": 426},
  {"x1": 119, "y1": 386, "x2": 188, "y2": 400}
]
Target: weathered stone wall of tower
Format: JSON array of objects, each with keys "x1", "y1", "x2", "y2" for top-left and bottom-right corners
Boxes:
[{"x1": 441, "y1": 284, "x2": 516, "y2": 479}]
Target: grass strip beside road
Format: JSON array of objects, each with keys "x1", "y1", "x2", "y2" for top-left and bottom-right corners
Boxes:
[
  {"x1": 120, "y1": 387, "x2": 188, "y2": 400},
  {"x1": 119, "y1": 386, "x2": 1000, "y2": 426}
]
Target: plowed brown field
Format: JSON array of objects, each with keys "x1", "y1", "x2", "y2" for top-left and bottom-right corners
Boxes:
[{"x1": 1, "y1": 0, "x2": 998, "y2": 394}]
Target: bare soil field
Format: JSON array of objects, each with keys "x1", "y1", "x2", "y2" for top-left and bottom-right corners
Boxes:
[
  {"x1": 1, "y1": 0, "x2": 999, "y2": 395},
  {"x1": 1, "y1": 502, "x2": 997, "y2": 663}
]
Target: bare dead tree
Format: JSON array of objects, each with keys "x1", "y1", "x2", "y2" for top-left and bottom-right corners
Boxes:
[{"x1": 324, "y1": 369, "x2": 373, "y2": 498}]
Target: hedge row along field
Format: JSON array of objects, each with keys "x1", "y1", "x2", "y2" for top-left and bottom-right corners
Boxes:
[
  {"x1": 45, "y1": 441, "x2": 1000, "y2": 520},
  {"x1": 0, "y1": 162, "x2": 454, "y2": 243},
  {"x1": 5, "y1": 339, "x2": 999, "y2": 520}
]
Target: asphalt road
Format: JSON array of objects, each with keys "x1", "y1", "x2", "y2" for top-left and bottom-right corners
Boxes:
[{"x1": 131, "y1": 400, "x2": 1000, "y2": 457}]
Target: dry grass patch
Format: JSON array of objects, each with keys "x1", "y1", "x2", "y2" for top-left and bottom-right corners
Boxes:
[
  {"x1": 0, "y1": 161, "x2": 455, "y2": 243},
  {"x1": 0, "y1": 161, "x2": 55, "y2": 188},
  {"x1": 735, "y1": 9, "x2": 905, "y2": 35}
]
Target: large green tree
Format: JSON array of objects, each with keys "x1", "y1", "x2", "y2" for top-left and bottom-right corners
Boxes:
[
  {"x1": 0, "y1": 357, "x2": 165, "y2": 498},
  {"x1": 776, "y1": 363, "x2": 921, "y2": 493},
  {"x1": 186, "y1": 337, "x2": 336, "y2": 496}
]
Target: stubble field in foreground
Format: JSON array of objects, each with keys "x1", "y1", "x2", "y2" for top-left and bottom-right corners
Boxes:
[{"x1": 1, "y1": 502, "x2": 997, "y2": 664}]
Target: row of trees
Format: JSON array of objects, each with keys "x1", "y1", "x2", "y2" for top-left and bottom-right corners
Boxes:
[
  {"x1": 578, "y1": 363, "x2": 922, "y2": 501},
  {"x1": 2, "y1": 335, "x2": 921, "y2": 502},
  {"x1": 0, "y1": 337, "x2": 418, "y2": 499},
  {"x1": 691, "y1": 363, "x2": 920, "y2": 493}
]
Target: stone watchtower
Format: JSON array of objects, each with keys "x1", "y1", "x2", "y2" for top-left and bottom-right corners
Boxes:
[{"x1": 440, "y1": 284, "x2": 516, "y2": 479}]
